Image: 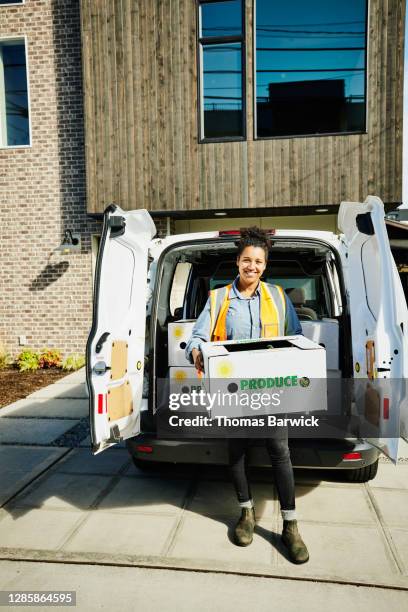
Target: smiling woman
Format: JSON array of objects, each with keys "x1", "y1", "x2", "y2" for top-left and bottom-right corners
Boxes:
[{"x1": 184, "y1": 226, "x2": 309, "y2": 563}]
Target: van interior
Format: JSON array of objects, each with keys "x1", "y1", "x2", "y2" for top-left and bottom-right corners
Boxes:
[{"x1": 150, "y1": 237, "x2": 350, "y2": 414}]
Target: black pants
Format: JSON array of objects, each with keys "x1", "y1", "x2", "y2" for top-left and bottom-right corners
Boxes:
[{"x1": 228, "y1": 436, "x2": 296, "y2": 511}]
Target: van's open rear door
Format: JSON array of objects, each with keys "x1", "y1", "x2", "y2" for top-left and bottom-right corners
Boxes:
[
  {"x1": 338, "y1": 196, "x2": 408, "y2": 462},
  {"x1": 86, "y1": 205, "x2": 156, "y2": 454}
]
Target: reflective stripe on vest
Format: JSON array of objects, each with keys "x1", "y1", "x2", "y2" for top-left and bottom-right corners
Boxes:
[{"x1": 209, "y1": 281, "x2": 286, "y2": 342}]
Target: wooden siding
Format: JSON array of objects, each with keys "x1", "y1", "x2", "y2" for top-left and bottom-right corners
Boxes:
[{"x1": 80, "y1": 0, "x2": 405, "y2": 214}]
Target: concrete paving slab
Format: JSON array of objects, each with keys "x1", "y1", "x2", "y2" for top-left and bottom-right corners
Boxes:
[
  {"x1": 0, "y1": 418, "x2": 80, "y2": 445},
  {"x1": 0, "y1": 509, "x2": 83, "y2": 550},
  {"x1": 187, "y1": 480, "x2": 278, "y2": 519},
  {"x1": 63, "y1": 511, "x2": 177, "y2": 556},
  {"x1": 275, "y1": 522, "x2": 398, "y2": 582},
  {"x1": 55, "y1": 369, "x2": 86, "y2": 384},
  {"x1": 97, "y1": 476, "x2": 190, "y2": 515},
  {"x1": 294, "y1": 484, "x2": 377, "y2": 525},
  {"x1": 170, "y1": 514, "x2": 274, "y2": 566},
  {"x1": 0, "y1": 398, "x2": 88, "y2": 419},
  {"x1": 370, "y1": 489, "x2": 408, "y2": 528},
  {"x1": 8, "y1": 473, "x2": 114, "y2": 512},
  {"x1": 389, "y1": 528, "x2": 408, "y2": 573},
  {"x1": 369, "y1": 463, "x2": 408, "y2": 490},
  {"x1": 1, "y1": 561, "x2": 408, "y2": 612},
  {"x1": 52, "y1": 447, "x2": 131, "y2": 475},
  {"x1": 0, "y1": 446, "x2": 68, "y2": 506},
  {"x1": 187, "y1": 481, "x2": 245, "y2": 517},
  {"x1": 79, "y1": 435, "x2": 91, "y2": 447},
  {"x1": 28, "y1": 382, "x2": 88, "y2": 400}
]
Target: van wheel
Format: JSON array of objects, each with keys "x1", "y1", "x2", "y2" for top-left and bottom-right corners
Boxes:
[
  {"x1": 345, "y1": 459, "x2": 378, "y2": 483},
  {"x1": 132, "y1": 457, "x2": 159, "y2": 471}
]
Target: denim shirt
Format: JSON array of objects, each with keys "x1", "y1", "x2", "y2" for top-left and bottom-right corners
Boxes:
[{"x1": 185, "y1": 276, "x2": 302, "y2": 364}]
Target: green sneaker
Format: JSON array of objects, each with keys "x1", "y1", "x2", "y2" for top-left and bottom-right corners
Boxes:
[
  {"x1": 282, "y1": 520, "x2": 309, "y2": 564},
  {"x1": 234, "y1": 507, "x2": 255, "y2": 546}
]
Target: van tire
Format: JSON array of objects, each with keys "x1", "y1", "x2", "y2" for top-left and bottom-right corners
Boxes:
[{"x1": 345, "y1": 459, "x2": 378, "y2": 483}]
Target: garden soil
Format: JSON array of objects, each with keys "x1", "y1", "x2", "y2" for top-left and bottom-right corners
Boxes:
[{"x1": 0, "y1": 368, "x2": 68, "y2": 409}]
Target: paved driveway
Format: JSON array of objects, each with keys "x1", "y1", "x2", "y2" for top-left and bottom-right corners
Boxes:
[{"x1": 0, "y1": 370, "x2": 408, "y2": 591}]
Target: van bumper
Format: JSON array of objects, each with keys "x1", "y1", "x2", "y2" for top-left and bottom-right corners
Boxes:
[{"x1": 126, "y1": 435, "x2": 380, "y2": 469}]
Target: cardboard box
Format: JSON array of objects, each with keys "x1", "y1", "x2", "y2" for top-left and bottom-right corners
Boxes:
[
  {"x1": 168, "y1": 320, "x2": 196, "y2": 366},
  {"x1": 201, "y1": 335, "x2": 327, "y2": 416},
  {"x1": 301, "y1": 319, "x2": 339, "y2": 370},
  {"x1": 169, "y1": 366, "x2": 203, "y2": 394}
]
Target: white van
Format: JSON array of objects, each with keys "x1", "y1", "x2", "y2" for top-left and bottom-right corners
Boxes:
[{"x1": 86, "y1": 196, "x2": 408, "y2": 483}]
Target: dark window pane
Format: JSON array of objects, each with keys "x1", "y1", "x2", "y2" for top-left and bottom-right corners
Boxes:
[
  {"x1": 202, "y1": 42, "x2": 243, "y2": 138},
  {"x1": 255, "y1": 0, "x2": 367, "y2": 137},
  {"x1": 1, "y1": 42, "x2": 30, "y2": 146},
  {"x1": 0, "y1": 1, "x2": 24, "y2": 4},
  {"x1": 200, "y1": 0, "x2": 242, "y2": 38}
]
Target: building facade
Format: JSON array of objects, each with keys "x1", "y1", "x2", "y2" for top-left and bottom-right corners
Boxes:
[
  {"x1": 82, "y1": 0, "x2": 405, "y2": 216},
  {"x1": 0, "y1": 0, "x2": 405, "y2": 356},
  {"x1": 0, "y1": 0, "x2": 97, "y2": 357}
]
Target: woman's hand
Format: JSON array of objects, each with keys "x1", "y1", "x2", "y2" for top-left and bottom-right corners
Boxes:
[{"x1": 191, "y1": 348, "x2": 204, "y2": 374}]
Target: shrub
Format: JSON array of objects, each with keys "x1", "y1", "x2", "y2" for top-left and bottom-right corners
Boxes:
[
  {"x1": 0, "y1": 341, "x2": 12, "y2": 370},
  {"x1": 39, "y1": 349, "x2": 62, "y2": 369},
  {"x1": 62, "y1": 353, "x2": 85, "y2": 371},
  {"x1": 17, "y1": 349, "x2": 40, "y2": 372}
]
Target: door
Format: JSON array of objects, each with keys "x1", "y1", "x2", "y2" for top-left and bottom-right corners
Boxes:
[
  {"x1": 86, "y1": 205, "x2": 156, "y2": 453},
  {"x1": 338, "y1": 196, "x2": 408, "y2": 462}
]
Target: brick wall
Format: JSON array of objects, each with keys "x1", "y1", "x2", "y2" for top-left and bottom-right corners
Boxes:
[
  {"x1": 152, "y1": 216, "x2": 176, "y2": 238},
  {"x1": 0, "y1": 0, "x2": 100, "y2": 358}
]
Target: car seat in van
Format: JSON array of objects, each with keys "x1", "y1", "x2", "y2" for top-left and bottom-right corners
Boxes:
[{"x1": 286, "y1": 287, "x2": 318, "y2": 320}]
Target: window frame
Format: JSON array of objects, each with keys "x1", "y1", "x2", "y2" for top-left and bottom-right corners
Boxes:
[
  {"x1": 0, "y1": 1, "x2": 25, "y2": 6},
  {"x1": 252, "y1": 0, "x2": 369, "y2": 141},
  {"x1": 197, "y1": 0, "x2": 247, "y2": 143},
  {"x1": 0, "y1": 35, "x2": 32, "y2": 149}
]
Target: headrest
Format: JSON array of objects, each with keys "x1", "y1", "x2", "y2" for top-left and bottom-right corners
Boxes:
[{"x1": 286, "y1": 287, "x2": 305, "y2": 305}]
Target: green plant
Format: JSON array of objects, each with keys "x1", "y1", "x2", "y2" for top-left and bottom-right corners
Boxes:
[
  {"x1": 0, "y1": 341, "x2": 12, "y2": 370},
  {"x1": 39, "y1": 349, "x2": 62, "y2": 369},
  {"x1": 62, "y1": 353, "x2": 85, "y2": 371},
  {"x1": 17, "y1": 349, "x2": 40, "y2": 372}
]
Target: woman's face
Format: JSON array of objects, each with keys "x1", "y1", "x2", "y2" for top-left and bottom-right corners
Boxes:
[{"x1": 236, "y1": 246, "x2": 267, "y2": 285}]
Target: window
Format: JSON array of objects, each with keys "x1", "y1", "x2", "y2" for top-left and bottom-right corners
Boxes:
[
  {"x1": 170, "y1": 262, "x2": 192, "y2": 316},
  {"x1": 0, "y1": 1, "x2": 24, "y2": 5},
  {"x1": 255, "y1": 0, "x2": 367, "y2": 138},
  {"x1": 198, "y1": 0, "x2": 245, "y2": 141},
  {"x1": 0, "y1": 39, "x2": 30, "y2": 147}
]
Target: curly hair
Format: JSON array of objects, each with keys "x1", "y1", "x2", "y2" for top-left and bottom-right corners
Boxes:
[{"x1": 236, "y1": 226, "x2": 271, "y2": 260}]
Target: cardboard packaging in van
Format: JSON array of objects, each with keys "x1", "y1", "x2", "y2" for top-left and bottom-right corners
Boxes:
[
  {"x1": 168, "y1": 320, "x2": 196, "y2": 366},
  {"x1": 201, "y1": 335, "x2": 327, "y2": 416},
  {"x1": 169, "y1": 366, "x2": 203, "y2": 394}
]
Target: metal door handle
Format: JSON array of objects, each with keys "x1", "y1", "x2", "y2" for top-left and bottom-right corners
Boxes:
[{"x1": 96, "y1": 332, "x2": 110, "y2": 353}]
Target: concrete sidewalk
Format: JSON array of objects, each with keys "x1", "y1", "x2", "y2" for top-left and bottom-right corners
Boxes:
[
  {"x1": 1, "y1": 560, "x2": 407, "y2": 612},
  {"x1": 0, "y1": 369, "x2": 407, "y2": 593}
]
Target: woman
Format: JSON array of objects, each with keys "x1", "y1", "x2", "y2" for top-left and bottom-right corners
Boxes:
[{"x1": 185, "y1": 227, "x2": 309, "y2": 564}]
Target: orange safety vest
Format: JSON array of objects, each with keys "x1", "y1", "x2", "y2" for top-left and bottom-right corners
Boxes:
[{"x1": 209, "y1": 281, "x2": 286, "y2": 342}]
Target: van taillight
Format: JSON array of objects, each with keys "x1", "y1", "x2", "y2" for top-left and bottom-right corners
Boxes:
[
  {"x1": 97, "y1": 394, "x2": 104, "y2": 414},
  {"x1": 383, "y1": 398, "x2": 390, "y2": 420},
  {"x1": 137, "y1": 445, "x2": 153, "y2": 454},
  {"x1": 343, "y1": 452, "x2": 362, "y2": 461}
]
